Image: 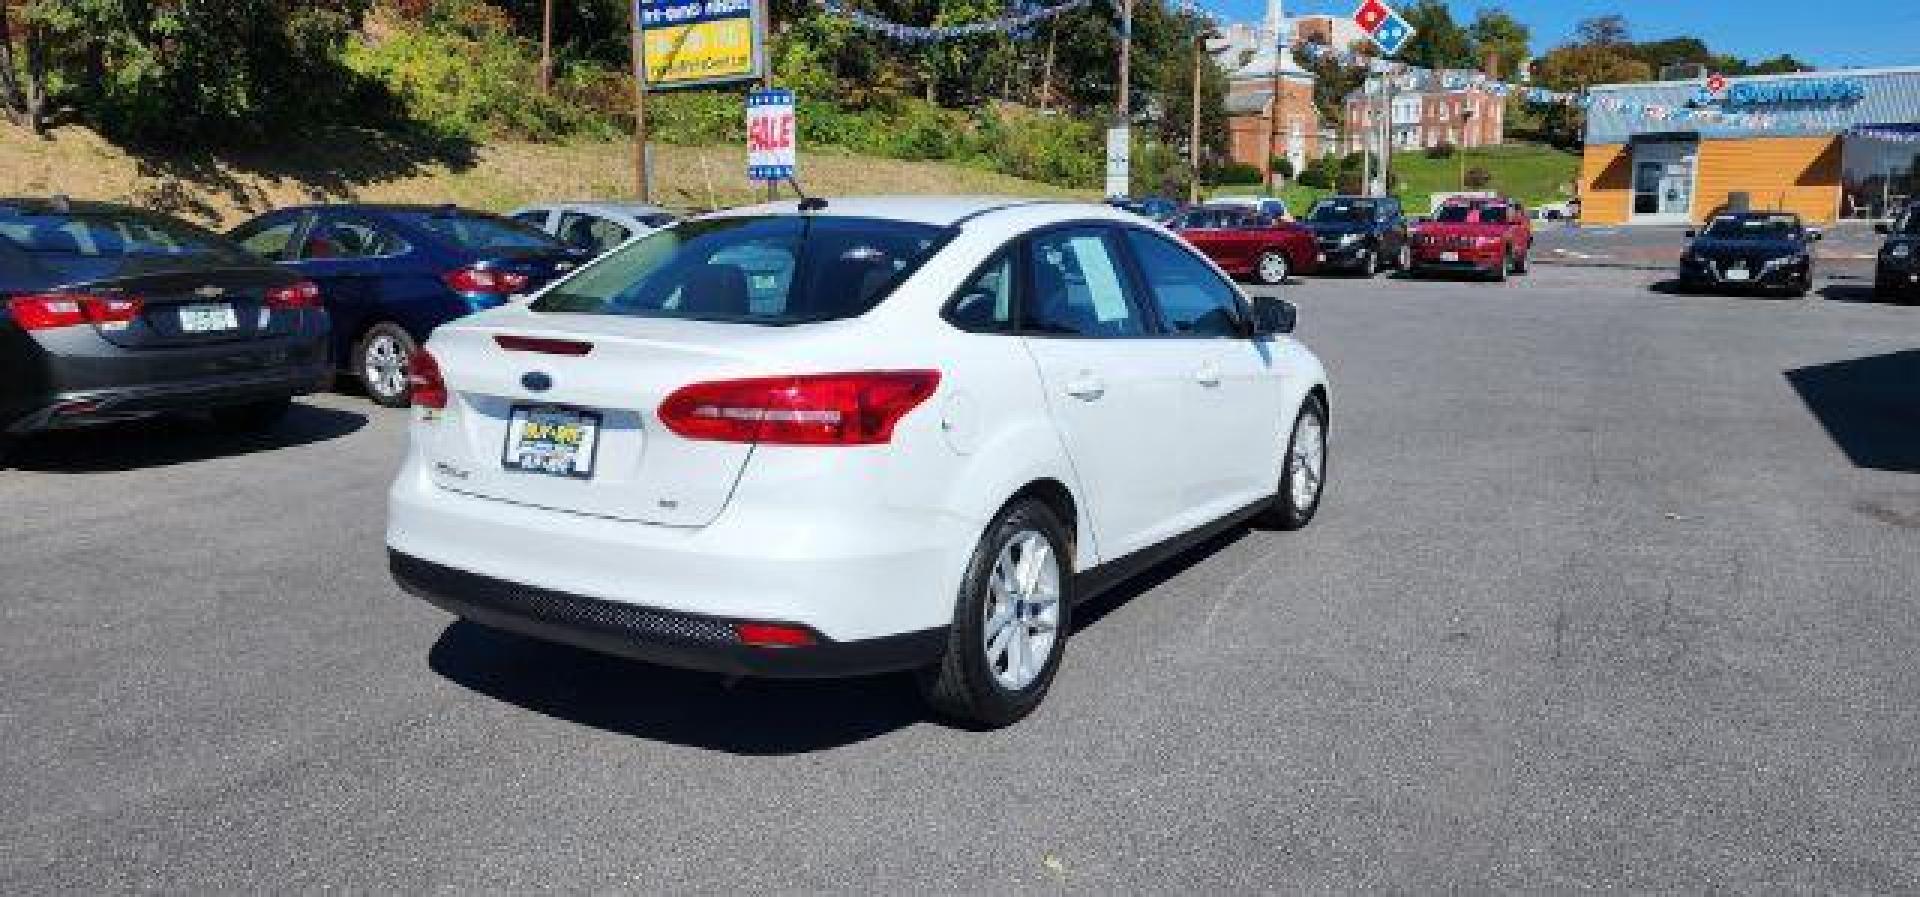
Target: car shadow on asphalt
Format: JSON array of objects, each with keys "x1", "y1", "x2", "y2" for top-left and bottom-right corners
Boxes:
[
  {"x1": 1819, "y1": 283, "x2": 1911, "y2": 306},
  {"x1": 3, "y1": 401, "x2": 368, "y2": 473},
  {"x1": 427, "y1": 621, "x2": 929, "y2": 755},
  {"x1": 1785, "y1": 350, "x2": 1920, "y2": 474},
  {"x1": 425, "y1": 527, "x2": 1253, "y2": 753}
]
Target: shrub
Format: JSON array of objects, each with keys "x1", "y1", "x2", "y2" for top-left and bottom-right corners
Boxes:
[
  {"x1": 1464, "y1": 166, "x2": 1493, "y2": 189},
  {"x1": 1213, "y1": 162, "x2": 1264, "y2": 185},
  {"x1": 1270, "y1": 156, "x2": 1295, "y2": 181},
  {"x1": 1426, "y1": 142, "x2": 1457, "y2": 159}
]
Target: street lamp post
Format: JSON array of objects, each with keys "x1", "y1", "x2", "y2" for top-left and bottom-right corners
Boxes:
[{"x1": 1459, "y1": 107, "x2": 1476, "y2": 189}]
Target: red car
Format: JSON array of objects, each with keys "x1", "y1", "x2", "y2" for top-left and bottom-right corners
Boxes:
[
  {"x1": 1408, "y1": 198, "x2": 1533, "y2": 281},
  {"x1": 1172, "y1": 206, "x2": 1319, "y2": 285}
]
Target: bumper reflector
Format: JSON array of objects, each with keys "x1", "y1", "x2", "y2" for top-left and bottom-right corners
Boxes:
[{"x1": 734, "y1": 622, "x2": 819, "y2": 648}]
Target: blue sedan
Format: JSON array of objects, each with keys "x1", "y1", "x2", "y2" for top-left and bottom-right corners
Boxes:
[{"x1": 228, "y1": 204, "x2": 589, "y2": 406}]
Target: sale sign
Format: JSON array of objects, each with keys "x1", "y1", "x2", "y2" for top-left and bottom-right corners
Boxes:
[{"x1": 746, "y1": 89, "x2": 796, "y2": 182}]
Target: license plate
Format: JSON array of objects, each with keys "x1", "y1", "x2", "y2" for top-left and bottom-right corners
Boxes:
[
  {"x1": 1724, "y1": 267, "x2": 1751, "y2": 282},
  {"x1": 503, "y1": 406, "x2": 602, "y2": 479},
  {"x1": 179, "y1": 303, "x2": 238, "y2": 333},
  {"x1": 1440, "y1": 251, "x2": 1460, "y2": 262}
]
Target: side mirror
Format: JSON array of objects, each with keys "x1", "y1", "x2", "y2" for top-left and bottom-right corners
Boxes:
[
  {"x1": 1684, "y1": 229, "x2": 1697, "y2": 238},
  {"x1": 1810, "y1": 230, "x2": 1824, "y2": 241},
  {"x1": 1252, "y1": 296, "x2": 1297, "y2": 336},
  {"x1": 1876, "y1": 223, "x2": 1892, "y2": 235}
]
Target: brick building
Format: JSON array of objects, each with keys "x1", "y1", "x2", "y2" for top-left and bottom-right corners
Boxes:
[
  {"x1": 1219, "y1": 0, "x2": 1323, "y2": 178},
  {"x1": 1342, "y1": 74, "x2": 1506, "y2": 155}
]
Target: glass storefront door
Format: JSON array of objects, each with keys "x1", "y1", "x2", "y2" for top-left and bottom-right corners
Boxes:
[
  {"x1": 1631, "y1": 140, "x2": 1698, "y2": 223},
  {"x1": 1841, "y1": 130, "x2": 1919, "y2": 220}
]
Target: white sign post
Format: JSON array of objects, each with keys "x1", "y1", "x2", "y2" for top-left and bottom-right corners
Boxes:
[
  {"x1": 1105, "y1": 126, "x2": 1131, "y2": 199},
  {"x1": 747, "y1": 88, "x2": 797, "y2": 182}
]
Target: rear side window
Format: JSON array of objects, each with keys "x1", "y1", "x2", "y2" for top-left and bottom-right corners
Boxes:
[
  {"x1": 531, "y1": 216, "x2": 951, "y2": 324},
  {"x1": 305, "y1": 217, "x2": 409, "y2": 259},
  {"x1": 1122, "y1": 230, "x2": 1246, "y2": 338},
  {"x1": 395, "y1": 211, "x2": 561, "y2": 252},
  {"x1": 237, "y1": 219, "x2": 301, "y2": 261},
  {"x1": 1023, "y1": 228, "x2": 1150, "y2": 337},
  {"x1": 947, "y1": 251, "x2": 1016, "y2": 333},
  {"x1": 557, "y1": 212, "x2": 631, "y2": 254}
]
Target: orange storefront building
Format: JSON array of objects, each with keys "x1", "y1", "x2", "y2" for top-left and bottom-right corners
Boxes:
[{"x1": 1579, "y1": 68, "x2": 1920, "y2": 225}]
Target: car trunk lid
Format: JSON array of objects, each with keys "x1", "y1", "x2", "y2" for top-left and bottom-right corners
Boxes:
[
  {"x1": 419, "y1": 310, "x2": 810, "y2": 527},
  {"x1": 69, "y1": 266, "x2": 302, "y2": 350}
]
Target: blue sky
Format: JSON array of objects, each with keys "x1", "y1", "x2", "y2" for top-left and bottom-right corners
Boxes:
[{"x1": 1219, "y1": 0, "x2": 1920, "y2": 70}]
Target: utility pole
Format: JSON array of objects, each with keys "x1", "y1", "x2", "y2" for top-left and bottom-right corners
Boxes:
[
  {"x1": 1117, "y1": 0, "x2": 1133, "y2": 125},
  {"x1": 758, "y1": 0, "x2": 776, "y2": 202},
  {"x1": 629, "y1": 3, "x2": 651, "y2": 202},
  {"x1": 1378, "y1": 70, "x2": 1395, "y2": 198},
  {"x1": 1265, "y1": 36, "x2": 1283, "y2": 194},
  {"x1": 1190, "y1": 31, "x2": 1207, "y2": 204},
  {"x1": 1359, "y1": 76, "x2": 1372, "y2": 195},
  {"x1": 539, "y1": 0, "x2": 555, "y2": 95}
]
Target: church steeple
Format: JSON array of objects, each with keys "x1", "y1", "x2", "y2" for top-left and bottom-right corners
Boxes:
[{"x1": 1234, "y1": 0, "x2": 1308, "y2": 80}]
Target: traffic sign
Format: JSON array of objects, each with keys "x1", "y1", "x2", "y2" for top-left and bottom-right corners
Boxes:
[{"x1": 747, "y1": 88, "x2": 796, "y2": 182}]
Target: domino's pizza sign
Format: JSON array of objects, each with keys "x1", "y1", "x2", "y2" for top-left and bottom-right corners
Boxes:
[
  {"x1": 747, "y1": 88, "x2": 796, "y2": 182},
  {"x1": 1353, "y1": 0, "x2": 1416, "y2": 56}
]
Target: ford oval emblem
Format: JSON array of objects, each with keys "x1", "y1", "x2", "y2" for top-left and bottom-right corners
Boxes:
[{"x1": 521, "y1": 372, "x2": 553, "y2": 392}]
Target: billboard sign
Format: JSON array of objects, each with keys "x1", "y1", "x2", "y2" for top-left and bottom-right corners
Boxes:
[
  {"x1": 747, "y1": 89, "x2": 797, "y2": 182},
  {"x1": 638, "y1": 0, "x2": 763, "y2": 89},
  {"x1": 1352, "y1": 0, "x2": 1416, "y2": 57}
]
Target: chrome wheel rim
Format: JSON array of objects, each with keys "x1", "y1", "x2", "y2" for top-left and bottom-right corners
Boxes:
[
  {"x1": 1258, "y1": 252, "x2": 1289, "y2": 284},
  {"x1": 982, "y1": 529, "x2": 1061, "y2": 691},
  {"x1": 363, "y1": 334, "x2": 408, "y2": 400},
  {"x1": 1398, "y1": 244, "x2": 1412, "y2": 269},
  {"x1": 1289, "y1": 412, "x2": 1326, "y2": 513}
]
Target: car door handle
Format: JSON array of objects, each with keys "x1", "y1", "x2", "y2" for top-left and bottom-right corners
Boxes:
[
  {"x1": 1064, "y1": 376, "x2": 1106, "y2": 401},
  {"x1": 1194, "y1": 364, "x2": 1222, "y2": 387}
]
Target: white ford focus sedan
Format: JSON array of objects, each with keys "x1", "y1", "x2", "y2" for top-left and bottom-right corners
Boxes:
[{"x1": 387, "y1": 197, "x2": 1331, "y2": 727}]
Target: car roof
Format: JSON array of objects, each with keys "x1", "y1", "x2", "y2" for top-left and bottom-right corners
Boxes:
[
  {"x1": 1, "y1": 197, "x2": 165, "y2": 216},
  {"x1": 515, "y1": 201, "x2": 672, "y2": 217},
  {"x1": 266, "y1": 203, "x2": 493, "y2": 216},
  {"x1": 701, "y1": 195, "x2": 1091, "y2": 227}
]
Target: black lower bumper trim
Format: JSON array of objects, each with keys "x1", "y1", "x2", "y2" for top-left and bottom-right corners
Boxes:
[
  {"x1": 389, "y1": 551, "x2": 948, "y2": 679},
  {"x1": 11, "y1": 365, "x2": 331, "y2": 433}
]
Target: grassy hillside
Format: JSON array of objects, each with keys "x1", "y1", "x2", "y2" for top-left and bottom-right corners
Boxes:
[
  {"x1": 1216, "y1": 142, "x2": 1580, "y2": 215},
  {"x1": 0, "y1": 124, "x2": 1096, "y2": 229}
]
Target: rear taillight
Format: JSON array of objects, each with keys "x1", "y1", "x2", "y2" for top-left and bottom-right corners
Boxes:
[
  {"x1": 264, "y1": 280, "x2": 322, "y2": 310},
  {"x1": 443, "y1": 267, "x2": 529, "y2": 295},
  {"x1": 8, "y1": 293, "x2": 143, "y2": 330},
  {"x1": 659, "y1": 371, "x2": 941, "y2": 446},
  {"x1": 406, "y1": 348, "x2": 448, "y2": 409}
]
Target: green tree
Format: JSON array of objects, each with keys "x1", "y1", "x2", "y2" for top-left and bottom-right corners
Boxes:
[
  {"x1": 1575, "y1": 15, "x2": 1630, "y2": 47},
  {"x1": 1467, "y1": 8, "x2": 1529, "y2": 80},
  {"x1": 1394, "y1": 0, "x2": 1474, "y2": 71}
]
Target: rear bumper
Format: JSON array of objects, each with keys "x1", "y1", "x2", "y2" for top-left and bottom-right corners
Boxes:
[
  {"x1": 7, "y1": 362, "x2": 331, "y2": 433},
  {"x1": 390, "y1": 551, "x2": 947, "y2": 678},
  {"x1": 1876, "y1": 263, "x2": 1919, "y2": 294}
]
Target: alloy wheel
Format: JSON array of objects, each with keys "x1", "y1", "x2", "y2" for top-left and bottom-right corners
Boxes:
[
  {"x1": 1257, "y1": 252, "x2": 1290, "y2": 285},
  {"x1": 363, "y1": 334, "x2": 408, "y2": 402},
  {"x1": 1289, "y1": 412, "x2": 1326, "y2": 514},
  {"x1": 982, "y1": 529, "x2": 1062, "y2": 691}
]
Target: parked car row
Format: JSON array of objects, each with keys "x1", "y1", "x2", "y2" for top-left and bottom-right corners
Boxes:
[{"x1": 1163, "y1": 194, "x2": 1535, "y2": 285}]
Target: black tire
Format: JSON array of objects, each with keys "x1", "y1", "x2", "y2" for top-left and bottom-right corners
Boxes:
[
  {"x1": 1513, "y1": 248, "x2": 1530, "y2": 275},
  {"x1": 920, "y1": 498, "x2": 1073, "y2": 728},
  {"x1": 1875, "y1": 277, "x2": 1894, "y2": 300},
  {"x1": 1363, "y1": 243, "x2": 1383, "y2": 277},
  {"x1": 1258, "y1": 394, "x2": 1329, "y2": 531},
  {"x1": 1491, "y1": 245, "x2": 1511, "y2": 282},
  {"x1": 354, "y1": 322, "x2": 417, "y2": 408},
  {"x1": 1253, "y1": 250, "x2": 1291, "y2": 286},
  {"x1": 209, "y1": 397, "x2": 292, "y2": 433}
]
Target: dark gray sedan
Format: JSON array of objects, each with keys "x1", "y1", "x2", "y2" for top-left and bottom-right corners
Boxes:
[{"x1": 1, "y1": 198, "x2": 331, "y2": 458}]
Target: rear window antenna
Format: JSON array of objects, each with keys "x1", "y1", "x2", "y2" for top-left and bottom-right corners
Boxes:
[{"x1": 791, "y1": 179, "x2": 826, "y2": 212}]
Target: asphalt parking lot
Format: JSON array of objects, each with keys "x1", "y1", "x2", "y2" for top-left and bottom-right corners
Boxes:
[{"x1": 4, "y1": 265, "x2": 1917, "y2": 891}]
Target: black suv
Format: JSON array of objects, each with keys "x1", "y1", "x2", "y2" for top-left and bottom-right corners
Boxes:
[
  {"x1": 1875, "y1": 205, "x2": 1918, "y2": 302},
  {"x1": 1, "y1": 199, "x2": 331, "y2": 458},
  {"x1": 1297, "y1": 196, "x2": 1410, "y2": 276}
]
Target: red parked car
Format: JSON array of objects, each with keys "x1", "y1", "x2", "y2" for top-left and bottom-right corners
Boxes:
[
  {"x1": 1172, "y1": 206, "x2": 1319, "y2": 285},
  {"x1": 1408, "y1": 198, "x2": 1534, "y2": 281}
]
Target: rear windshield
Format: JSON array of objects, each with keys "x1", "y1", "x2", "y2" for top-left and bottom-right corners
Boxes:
[
  {"x1": 1704, "y1": 215, "x2": 1800, "y2": 240},
  {"x1": 532, "y1": 216, "x2": 952, "y2": 324},
  {"x1": 0, "y1": 206, "x2": 250, "y2": 267},
  {"x1": 1307, "y1": 200, "x2": 1376, "y2": 223},
  {"x1": 394, "y1": 211, "x2": 562, "y2": 252}
]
